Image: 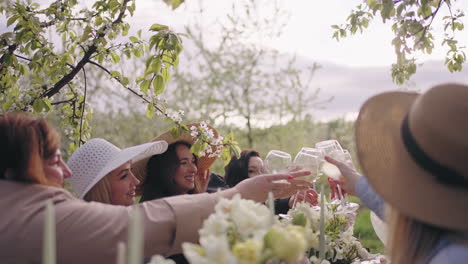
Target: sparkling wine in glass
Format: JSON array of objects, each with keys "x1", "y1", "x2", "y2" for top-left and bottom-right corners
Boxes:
[
  {"x1": 293, "y1": 151, "x2": 320, "y2": 183},
  {"x1": 292, "y1": 151, "x2": 320, "y2": 207},
  {"x1": 315, "y1": 140, "x2": 345, "y2": 180}
]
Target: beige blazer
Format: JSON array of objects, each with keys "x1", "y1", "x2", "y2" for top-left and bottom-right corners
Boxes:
[{"x1": 0, "y1": 180, "x2": 217, "y2": 264}]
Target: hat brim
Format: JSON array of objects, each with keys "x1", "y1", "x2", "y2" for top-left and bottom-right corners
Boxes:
[
  {"x1": 370, "y1": 211, "x2": 387, "y2": 245},
  {"x1": 356, "y1": 91, "x2": 468, "y2": 231},
  {"x1": 80, "y1": 141, "x2": 168, "y2": 198},
  {"x1": 132, "y1": 124, "x2": 219, "y2": 193}
]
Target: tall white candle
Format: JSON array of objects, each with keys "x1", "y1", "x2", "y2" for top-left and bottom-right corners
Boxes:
[
  {"x1": 267, "y1": 192, "x2": 275, "y2": 226},
  {"x1": 318, "y1": 185, "x2": 325, "y2": 261},
  {"x1": 127, "y1": 208, "x2": 143, "y2": 264},
  {"x1": 42, "y1": 200, "x2": 56, "y2": 264},
  {"x1": 116, "y1": 241, "x2": 126, "y2": 264}
]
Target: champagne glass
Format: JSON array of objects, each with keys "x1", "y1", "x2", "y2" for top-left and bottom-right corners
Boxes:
[{"x1": 264, "y1": 150, "x2": 292, "y2": 174}]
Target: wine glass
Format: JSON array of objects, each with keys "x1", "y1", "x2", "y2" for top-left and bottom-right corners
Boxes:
[
  {"x1": 300, "y1": 147, "x2": 325, "y2": 160},
  {"x1": 292, "y1": 151, "x2": 320, "y2": 207},
  {"x1": 293, "y1": 151, "x2": 320, "y2": 185},
  {"x1": 343, "y1": 149, "x2": 355, "y2": 168},
  {"x1": 315, "y1": 140, "x2": 345, "y2": 180},
  {"x1": 264, "y1": 150, "x2": 292, "y2": 174}
]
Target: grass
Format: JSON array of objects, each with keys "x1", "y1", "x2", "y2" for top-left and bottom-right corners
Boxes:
[{"x1": 350, "y1": 196, "x2": 385, "y2": 254}]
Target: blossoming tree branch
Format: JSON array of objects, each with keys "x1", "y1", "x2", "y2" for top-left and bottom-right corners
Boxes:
[
  {"x1": 0, "y1": 0, "x2": 240, "y2": 159},
  {"x1": 334, "y1": 0, "x2": 466, "y2": 85}
]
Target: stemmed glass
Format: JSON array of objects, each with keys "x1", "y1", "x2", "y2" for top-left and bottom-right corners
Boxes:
[
  {"x1": 264, "y1": 150, "x2": 292, "y2": 174},
  {"x1": 292, "y1": 151, "x2": 320, "y2": 207},
  {"x1": 343, "y1": 149, "x2": 354, "y2": 168},
  {"x1": 315, "y1": 140, "x2": 347, "y2": 206},
  {"x1": 315, "y1": 140, "x2": 345, "y2": 180},
  {"x1": 300, "y1": 147, "x2": 325, "y2": 160}
]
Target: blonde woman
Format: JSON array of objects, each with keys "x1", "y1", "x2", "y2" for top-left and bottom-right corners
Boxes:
[
  {"x1": 328, "y1": 83, "x2": 468, "y2": 264},
  {"x1": 67, "y1": 138, "x2": 166, "y2": 205}
]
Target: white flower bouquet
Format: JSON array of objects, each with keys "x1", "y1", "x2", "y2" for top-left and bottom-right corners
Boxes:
[{"x1": 176, "y1": 194, "x2": 386, "y2": 264}]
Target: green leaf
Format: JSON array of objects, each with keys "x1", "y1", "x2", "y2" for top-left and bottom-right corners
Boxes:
[
  {"x1": 121, "y1": 77, "x2": 130, "y2": 86},
  {"x1": 81, "y1": 25, "x2": 93, "y2": 42},
  {"x1": 170, "y1": 126, "x2": 182, "y2": 139},
  {"x1": 110, "y1": 71, "x2": 120, "y2": 78},
  {"x1": 32, "y1": 98, "x2": 52, "y2": 113},
  {"x1": 146, "y1": 104, "x2": 155, "y2": 119},
  {"x1": 140, "y1": 79, "x2": 150, "y2": 94},
  {"x1": 153, "y1": 75, "x2": 165, "y2": 95},
  {"x1": 149, "y1": 24, "x2": 169, "y2": 32},
  {"x1": 129, "y1": 36, "x2": 139, "y2": 43},
  {"x1": 110, "y1": 52, "x2": 120, "y2": 63},
  {"x1": 161, "y1": 67, "x2": 170, "y2": 82},
  {"x1": 229, "y1": 144, "x2": 240, "y2": 159},
  {"x1": 7, "y1": 15, "x2": 18, "y2": 27}
]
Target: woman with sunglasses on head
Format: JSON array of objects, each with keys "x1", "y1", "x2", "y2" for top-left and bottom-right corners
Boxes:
[{"x1": 0, "y1": 113, "x2": 311, "y2": 264}]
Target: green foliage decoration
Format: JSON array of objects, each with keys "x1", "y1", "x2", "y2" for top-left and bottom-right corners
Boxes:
[
  {"x1": 333, "y1": 0, "x2": 466, "y2": 85},
  {"x1": 0, "y1": 0, "x2": 239, "y2": 159}
]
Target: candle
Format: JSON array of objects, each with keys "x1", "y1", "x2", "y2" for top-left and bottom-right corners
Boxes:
[
  {"x1": 267, "y1": 192, "x2": 275, "y2": 226},
  {"x1": 116, "y1": 241, "x2": 126, "y2": 264},
  {"x1": 42, "y1": 200, "x2": 56, "y2": 264},
  {"x1": 318, "y1": 185, "x2": 325, "y2": 261},
  {"x1": 127, "y1": 208, "x2": 143, "y2": 264}
]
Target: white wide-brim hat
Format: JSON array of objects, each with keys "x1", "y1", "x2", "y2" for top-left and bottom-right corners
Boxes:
[
  {"x1": 370, "y1": 211, "x2": 387, "y2": 245},
  {"x1": 67, "y1": 138, "x2": 168, "y2": 199}
]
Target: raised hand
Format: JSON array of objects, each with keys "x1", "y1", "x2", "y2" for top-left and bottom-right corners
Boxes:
[
  {"x1": 233, "y1": 170, "x2": 312, "y2": 202},
  {"x1": 325, "y1": 155, "x2": 362, "y2": 198}
]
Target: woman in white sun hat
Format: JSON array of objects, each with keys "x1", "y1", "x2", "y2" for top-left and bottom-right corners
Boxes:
[
  {"x1": 67, "y1": 138, "x2": 168, "y2": 205},
  {"x1": 0, "y1": 113, "x2": 312, "y2": 264},
  {"x1": 328, "y1": 83, "x2": 468, "y2": 264}
]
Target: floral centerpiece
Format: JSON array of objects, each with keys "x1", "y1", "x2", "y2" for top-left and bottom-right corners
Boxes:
[{"x1": 148, "y1": 194, "x2": 387, "y2": 264}]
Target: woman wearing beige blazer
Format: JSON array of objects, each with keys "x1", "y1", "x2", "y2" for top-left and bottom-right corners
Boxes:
[{"x1": 0, "y1": 113, "x2": 311, "y2": 264}]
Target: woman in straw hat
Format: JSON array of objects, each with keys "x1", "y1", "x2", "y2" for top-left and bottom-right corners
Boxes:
[
  {"x1": 67, "y1": 138, "x2": 167, "y2": 205},
  {"x1": 134, "y1": 123, "x2": 220, "y2": 202},
  {"x1": 0, "y1": 113, "x2": 312, "y2": 264},
  {"x1": 328, "y1": 83, "x2": 468, "y2": 264}
]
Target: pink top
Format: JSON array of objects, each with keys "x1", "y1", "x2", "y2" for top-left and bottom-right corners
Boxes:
[{"x1": 0, "y1": 180, "x2": 217, "y2": 264}]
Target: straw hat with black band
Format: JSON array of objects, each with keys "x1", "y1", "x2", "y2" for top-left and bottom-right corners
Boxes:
[
  {"x1": 355, "y1": 83, "x2": 468, "y2": 232},
  {"x1": 132, "y1": 123, "x2": 219, "y2": 194}
]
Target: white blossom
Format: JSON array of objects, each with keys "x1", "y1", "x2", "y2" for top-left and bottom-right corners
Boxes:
[{"x1": 147, "y1": 255, "x2": 175, "y2": 264}]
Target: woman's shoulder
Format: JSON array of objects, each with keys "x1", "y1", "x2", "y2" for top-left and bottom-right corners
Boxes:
[{"x1": 428, "y1": 240, "x2": 468, "y2": 264}]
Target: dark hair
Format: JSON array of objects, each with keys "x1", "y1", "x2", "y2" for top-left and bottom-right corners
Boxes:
[
  {"x1": 140, "y1": 141, "x2": 198, "y2": 202},
  {"x1": 0, "y1": 113, "x2": 60, "y2": 186},
  {"x1": 224, "y1": 149, "x2": 260, "y2": 187}
]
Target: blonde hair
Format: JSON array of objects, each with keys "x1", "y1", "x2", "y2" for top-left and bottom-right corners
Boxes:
[
  {"x1": 387, "y1": 206, "x2": 445, "y2": 264},
  {"x1": 83, "y1": 176, "x2": 113, "y2": 204}
]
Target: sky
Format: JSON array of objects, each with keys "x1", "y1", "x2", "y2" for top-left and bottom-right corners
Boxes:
[
  {"x1": 2, "y1": 0, "x2": 468, "y2": 121},
  {"x1": 130, "y1": 0, "x2": 468, "y2": 121},
  {"x1": 131, "y1": 0, "x2": 468, "y2": 67}
]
